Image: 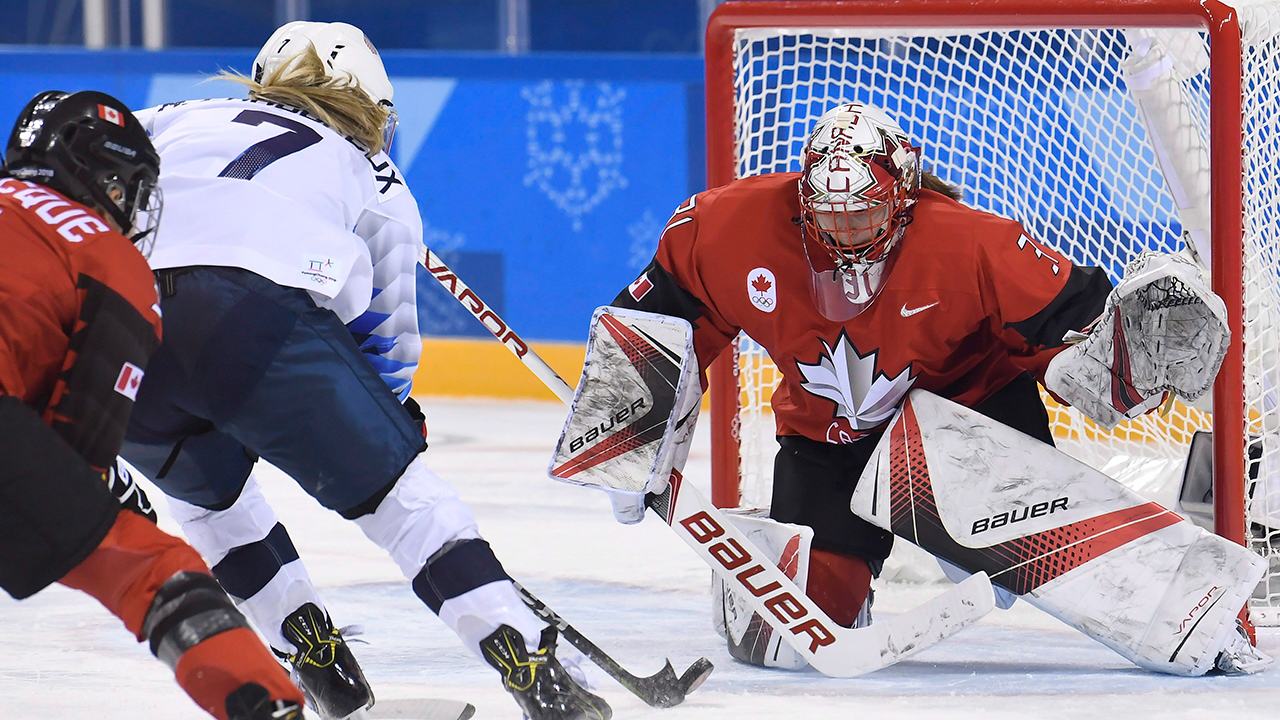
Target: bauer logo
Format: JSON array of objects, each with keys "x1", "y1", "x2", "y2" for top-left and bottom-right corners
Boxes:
[
  {"x1": 114, "y1": 362, "x2": 144, "y2": 401},
  {"x1": 680, "y1": 510, "x2": 834, "y2": 654},
  {"x1": 568, "y1": 397, "x2": 646, "y2": 453},
  {"x1": 747, "y1": 267, "x2": 776, "y2": 313},
  {"x1": 971, "y1": 497, "x2": 1069, "y2": 535}
]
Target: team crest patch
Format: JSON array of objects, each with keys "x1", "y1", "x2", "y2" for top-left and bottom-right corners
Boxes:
[
  {"x1": 114, "y1": 362, "x2": 144, "y2": 400},
  {"x1": 628, "y1": 272, "x2": 653, "y2": 301},
  {"x1": 747, "y1": 267, "x2": 776, "y2": 313}
]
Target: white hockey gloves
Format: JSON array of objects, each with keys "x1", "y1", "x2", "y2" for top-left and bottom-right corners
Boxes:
[
  {"x1": 549, "y1": 307, "x2": 702, "y2": 524},
  {"x1": 1045, "y1": 251, "x2": 1228, "y2": 429}
]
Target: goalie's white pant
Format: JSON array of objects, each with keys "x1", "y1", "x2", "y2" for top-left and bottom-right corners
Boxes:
[{"x1": 854, "y1": 390, "x2": 1268, "y2": 676}]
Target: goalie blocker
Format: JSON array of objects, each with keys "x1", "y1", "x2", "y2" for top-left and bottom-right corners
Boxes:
[
  {"x1": 548, "y1": 306, "x2": 702, "y2": 523},
  {"x1": 853, "y1": 389, "x2": 1268, "y2": 676}
]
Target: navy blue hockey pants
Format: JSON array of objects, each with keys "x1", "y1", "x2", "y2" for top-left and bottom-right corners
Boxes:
[{"x1": 122, "y1": 266, "x2": 425, "y2": 514}]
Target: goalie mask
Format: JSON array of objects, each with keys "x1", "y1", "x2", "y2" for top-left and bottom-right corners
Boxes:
[
  {"x1": 253, "y1": 21, "x2": 399, "y2": 152},
  {"x1": 3, "y1": 90, "x2": 163, "y2": 253},
  {"x1": 799, "y1": 103, "x2": 921, "y2": 320}
]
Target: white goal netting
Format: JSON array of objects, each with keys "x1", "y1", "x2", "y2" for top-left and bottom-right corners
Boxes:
[{"x1": 713, "y1": 4, "x2": 1280, "y2": 620}]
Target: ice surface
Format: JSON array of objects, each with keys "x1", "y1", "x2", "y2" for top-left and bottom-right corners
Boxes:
[{"x1": 3, "y1": 398, "x2": 1278, "y2": 719}]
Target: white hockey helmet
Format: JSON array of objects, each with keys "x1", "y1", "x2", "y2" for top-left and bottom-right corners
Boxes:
[
  {"x1": 798, "y1": 102, "x2": 921, "y2": 320},
  {"x1": 253, "y1": 21, "x2": 398, "y2": 150}
]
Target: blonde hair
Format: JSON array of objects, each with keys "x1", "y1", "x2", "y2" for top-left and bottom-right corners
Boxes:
[{"x1": 217, "y1": 45, "x2": 389, "y2": 156}]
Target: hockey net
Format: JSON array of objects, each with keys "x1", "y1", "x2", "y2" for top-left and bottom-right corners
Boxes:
[{"x1": 704, "y1": 0, "x2": 1280, "y2": 621}]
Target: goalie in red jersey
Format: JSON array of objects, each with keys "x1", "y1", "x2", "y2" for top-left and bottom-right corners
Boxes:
[
  {"x1": 0, "y1": 90, "x2": 305, "y2": 720},
  {"x1": 607, "y1": 102, "x2": 1263, "y2": 675}
]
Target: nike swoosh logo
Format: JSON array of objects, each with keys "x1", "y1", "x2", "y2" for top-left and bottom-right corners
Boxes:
[{"x1": 900, "y1": 301, "x2": 939, "y2": 317}]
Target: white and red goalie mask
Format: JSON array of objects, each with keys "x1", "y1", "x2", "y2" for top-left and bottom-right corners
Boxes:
[{"x1": 798, "y1": 103, "x2": 921, "y2": 319}]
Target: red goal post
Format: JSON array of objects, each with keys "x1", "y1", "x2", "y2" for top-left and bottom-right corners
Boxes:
[{"x1": 703, "y1": 0, "x2": 1279, "y2": 610}]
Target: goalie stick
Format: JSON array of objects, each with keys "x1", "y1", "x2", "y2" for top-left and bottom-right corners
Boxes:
[
  {"x1": 513, "y1": 581, "x2": 713, "y2": 708},
  {"x1": 420, "y1": 246, "x2": 995, "y2": 676}
]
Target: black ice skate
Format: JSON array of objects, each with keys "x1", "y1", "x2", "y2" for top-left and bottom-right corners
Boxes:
[
  {"x1": 225, "y1": 682, "x2": 305, "y2": 720},
  {"x1": 275, "y1": 602, "x2": 374, "y2": 719},
  {"x1": 480, "y1": 624, "x2": 612, "y2": 720}
]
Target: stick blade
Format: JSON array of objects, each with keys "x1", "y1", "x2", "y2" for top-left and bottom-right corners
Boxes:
[
  {"x1": 872, "y1": 570, "x2": 995, "y2": 665},
  {"x1": 627, "y1": 656, "x2": 714, "y2": 708},
  {"x1": 366, "y1": 698, "x2": 476, "y2": 720},
  {"x1": 678, "y1": 657, "x2": 714, "y2": 696}
]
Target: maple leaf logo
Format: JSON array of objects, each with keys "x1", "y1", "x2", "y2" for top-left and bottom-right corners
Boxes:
[
  {"x1": 796, "y1": 330, "x2": 915, "y2": 431},
  {"x1": 751, "y1": 274, "x2": 772, "y2": 293}
]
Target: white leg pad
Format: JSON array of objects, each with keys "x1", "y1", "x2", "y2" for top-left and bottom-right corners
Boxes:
[
  {"x1": 353, "y1": 452, "x2": 482, "y2": 578},
  {"x1": 854, "y1": 389, "x2": 1267, "y2": 676},
  {"x1": 711, "y1": 510, "x2": 813, "y2": 670},
  {"x1": 1032, "y1": 523, "x2": 1263, "y2": 675}
]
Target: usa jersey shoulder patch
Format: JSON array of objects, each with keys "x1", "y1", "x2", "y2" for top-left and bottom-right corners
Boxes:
[
  {"x1": 747, "y1": 267, "x2": 776, "y2": 313},
  {"x1": 368, "y1": 154, "x2": 406, "y2": 203},
  {"x1": 628, "y1": 272, "x2": 654, "y2": 301}
]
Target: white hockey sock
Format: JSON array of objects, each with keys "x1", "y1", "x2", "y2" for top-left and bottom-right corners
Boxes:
[
  {"x1": 352, "y1": 452, "x2": 483, "y2": 578},
  {"x1": 167, "y1": 472, "x2": 279, "y2": 565},
  {"x1": 167, "y1": 471, "x2": 327, "y2": 652},
  {"x1": 438, "y1": 580, "x2": 549, "y2": 657},
  {"x1": 238, "y1": 559, "x2": 327, "y2": 652}
]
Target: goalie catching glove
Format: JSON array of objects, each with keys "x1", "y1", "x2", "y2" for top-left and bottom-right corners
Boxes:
[
  {"x1": 548, "y1": 307, "x2": 701, "y2": 524},
  {"x1": 1045, "y1": 251, "x2": 1228, "y2": 429}
]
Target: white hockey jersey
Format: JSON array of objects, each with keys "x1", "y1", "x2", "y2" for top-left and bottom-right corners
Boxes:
[{"x1": 135, "y1": 97, "x2": 422, "y2": 397}]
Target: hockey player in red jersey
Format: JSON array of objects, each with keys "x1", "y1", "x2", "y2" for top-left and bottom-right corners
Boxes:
[
  {"x1": 611, "y1": 101, "x2": 1115, "y2": 657},
  {"x1": 0, "y1": 90, "x2": 305, "y2": 720}
]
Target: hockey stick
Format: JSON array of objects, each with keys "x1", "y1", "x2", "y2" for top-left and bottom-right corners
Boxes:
[
  {"x1": 513, "y1": 581, "x2": 713, "y2": 708},
  {"x1": 419, "y1": 248, "x2": 573, "y2": 404},
  {"x1": 419, "y1": 246, "x2": 995, "y2": 676},
  {"x1": 367, "y1": 698, "x2": 476, "y2": 720}
]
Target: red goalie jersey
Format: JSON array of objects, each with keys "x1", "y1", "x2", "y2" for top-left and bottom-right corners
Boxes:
[{"x1": 613, "y1": 173, "x2": 1112, "y2": 445}]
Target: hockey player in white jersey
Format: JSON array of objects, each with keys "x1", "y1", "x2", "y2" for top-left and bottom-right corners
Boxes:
[{"x1": 120, "y1": 21, "x2": 610, "y2": 720}]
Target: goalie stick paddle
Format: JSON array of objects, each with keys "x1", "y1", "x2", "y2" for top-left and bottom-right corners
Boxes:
[
  {"x1": 420, "y1": 246, "x2": 996, "y2": 676},
  {"x1": 514, "y1": 581, "x2": 713, "y2": 708}
]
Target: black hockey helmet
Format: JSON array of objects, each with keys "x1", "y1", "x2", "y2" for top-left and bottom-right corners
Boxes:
[{"x1": 3, "y1": 90, "x2": 162, "y2": 249}]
